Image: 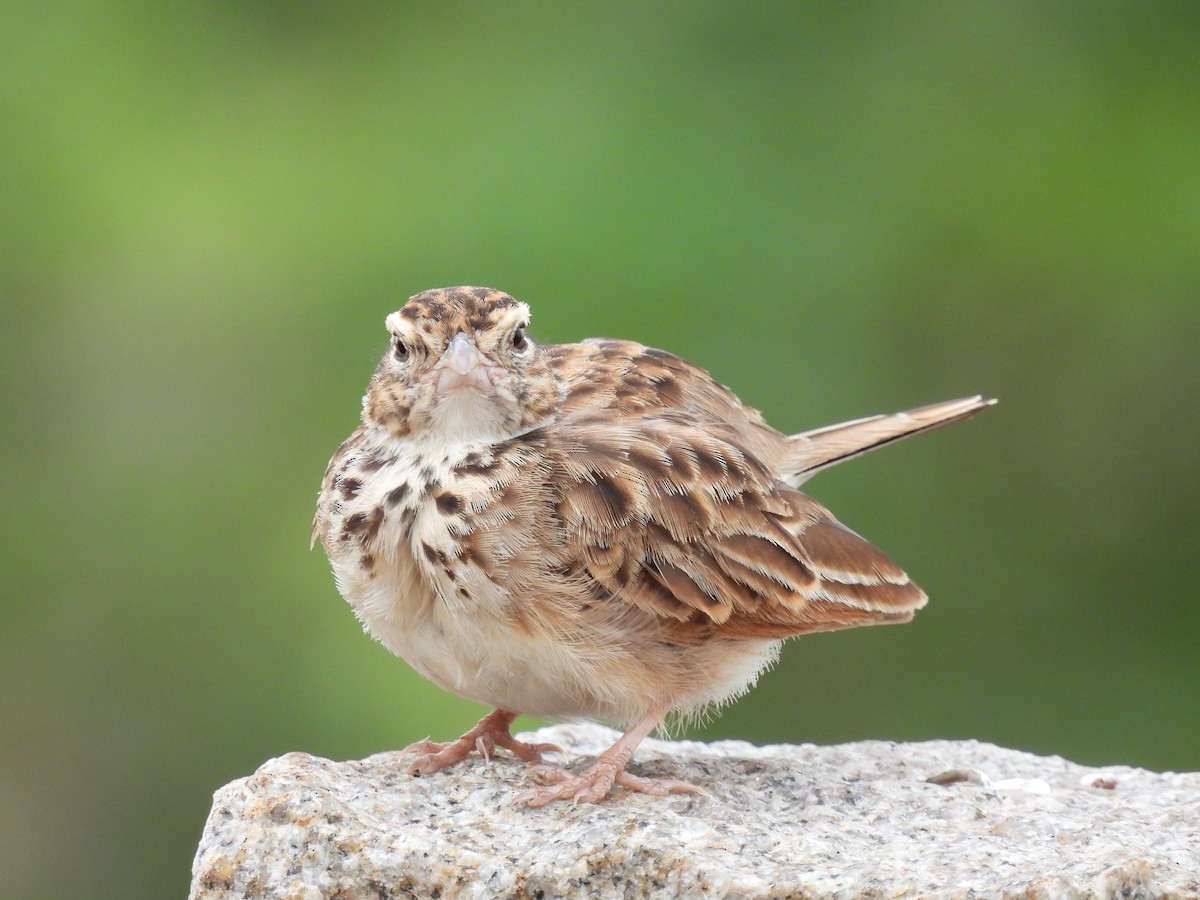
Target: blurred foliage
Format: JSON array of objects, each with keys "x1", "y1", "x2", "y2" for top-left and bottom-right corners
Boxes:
[{"x1": 2, "y1": 2, "x2": 1198, "y2": 897}]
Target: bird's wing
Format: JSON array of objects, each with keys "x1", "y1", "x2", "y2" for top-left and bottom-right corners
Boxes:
[{"x1": 549, "y1": 414, "x2": 927, "y2": 641}]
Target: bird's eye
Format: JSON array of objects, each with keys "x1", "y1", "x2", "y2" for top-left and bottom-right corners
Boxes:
[
  {"x1": 393, "y1": 338, "x2": 408, "y2": 360},
  {"x1": 511, "y1": 326, "x2": 528, "y2": 350}
]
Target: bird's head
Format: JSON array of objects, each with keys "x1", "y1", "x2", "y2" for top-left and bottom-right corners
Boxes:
[{"x1": 362, "y1": 286, "x2": 561, "y2": 444}]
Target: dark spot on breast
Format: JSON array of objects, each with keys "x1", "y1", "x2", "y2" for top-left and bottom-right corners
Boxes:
[
  {"x1": 435, "y1": 492, "x2": 463, "y2": 515},
  {"x1": 418, "y1": 467, "x2": 442, "y2": 492},
  {"x1": 394, "y1": 504, "x2": 416, "y2": 526},
  {"x1": 422, "y1": 542, "x2": 448, "y2": 566},
  {"x1": 360, "y1": 553, "x2": 375, "y2": 570},
  {"x1": 443, "y1": 566, "x2": 458, "y2": 583},
  {"x1": 458, "y1": 536, "x2": 495, "y2": 579},
  {"x1": 457, "y1": 586, "x2": 470, "y2": 598},
  {"x1": 342, "y1": 507, "x2": 384, "y2": 543},
  {"x1": 360, "y1": 455, "x2": 389, "y2": 473},
  {"x1": 339, "y1": 477, "x2": 362, "y2": 498},
  {"x1": 385, "y1": 483, "x2": 410, "y2": 507}
]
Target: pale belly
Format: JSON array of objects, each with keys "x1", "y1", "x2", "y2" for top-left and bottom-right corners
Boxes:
[{"x1": 335, "y1": 548, "x2": 639, "y2": 721}]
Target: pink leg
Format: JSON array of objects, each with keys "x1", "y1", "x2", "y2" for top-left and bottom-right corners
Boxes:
[
  {"x1": 516, "y1": 709, "x2": 702, "y2": 807},
  {"x1": 402, "y1": 709, "x2": 563, "y2": 776}
]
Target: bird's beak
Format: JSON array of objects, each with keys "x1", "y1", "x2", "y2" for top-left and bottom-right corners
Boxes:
[{"x1": 430, "y1": 332, "x2": 496, "y2": 397}]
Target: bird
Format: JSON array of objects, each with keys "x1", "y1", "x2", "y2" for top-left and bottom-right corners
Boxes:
[{"x1": 313, "y1": 285, "x2": 994, "y2": 806}]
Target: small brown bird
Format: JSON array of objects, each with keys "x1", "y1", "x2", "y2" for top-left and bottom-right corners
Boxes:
[{"x1": 314, "y1": 286, "x2": 994, "y2": 806}]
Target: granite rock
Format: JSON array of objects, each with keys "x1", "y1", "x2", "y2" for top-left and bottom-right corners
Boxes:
[{"x1": 190, "y1": 722, "x2": 1200, "y2": 899}]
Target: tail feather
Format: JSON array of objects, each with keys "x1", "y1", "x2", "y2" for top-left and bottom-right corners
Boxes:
[{"x1": 783, "y1": 395, "x2": 996, "y2": 485}]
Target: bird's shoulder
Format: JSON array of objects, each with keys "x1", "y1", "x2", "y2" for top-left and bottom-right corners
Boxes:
[{"x1": 543, "y1": 339, "x2": 753, "y2": 423}]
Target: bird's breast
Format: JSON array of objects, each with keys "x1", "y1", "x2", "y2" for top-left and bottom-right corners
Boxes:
[{"x1": 321, "y1": 437, "x2": 609, "y2": 717}]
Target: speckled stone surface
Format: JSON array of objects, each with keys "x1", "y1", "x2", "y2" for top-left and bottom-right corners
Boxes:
[{"x1": 190, "y1": 722, "x2": 1200, "y2": 899}]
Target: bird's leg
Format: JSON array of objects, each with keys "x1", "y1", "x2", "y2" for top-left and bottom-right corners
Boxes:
[
  {"x1": 517, "y1": 708, "x2": 702, "y2": 806},
  {"x1": 402, "y1": 709, "x2": 563, "y2": 776}
]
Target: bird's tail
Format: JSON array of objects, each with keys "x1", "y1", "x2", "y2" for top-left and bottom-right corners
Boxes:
[{"x1": 783, "y1": 395, "x2": 997, "y2": 486}]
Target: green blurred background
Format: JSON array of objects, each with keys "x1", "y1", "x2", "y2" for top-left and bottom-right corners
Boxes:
[{"x1": 3, "y1": 2, "x2": 1198, "y2": 896}]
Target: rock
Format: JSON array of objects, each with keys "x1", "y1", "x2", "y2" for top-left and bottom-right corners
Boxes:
[{"x1": 190, "y1": 722, "x2": 1200, "y2": 899}]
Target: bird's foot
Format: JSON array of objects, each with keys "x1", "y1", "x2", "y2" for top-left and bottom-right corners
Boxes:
[
  {"x1": 402, "y1": 709, "x2": 563, "y2": 776},
  {"x1": 518, "y1": 758, "x2": 701, "y2": 806}
]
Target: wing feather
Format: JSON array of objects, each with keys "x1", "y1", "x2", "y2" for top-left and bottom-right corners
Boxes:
[{"x1": 549, "y1": 416, "x2": 927, "y2": 641}]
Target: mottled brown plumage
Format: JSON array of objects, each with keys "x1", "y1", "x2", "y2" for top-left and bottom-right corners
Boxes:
[{"x1": 314, "y1": 286, "x2": 994, "y2": 805}]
